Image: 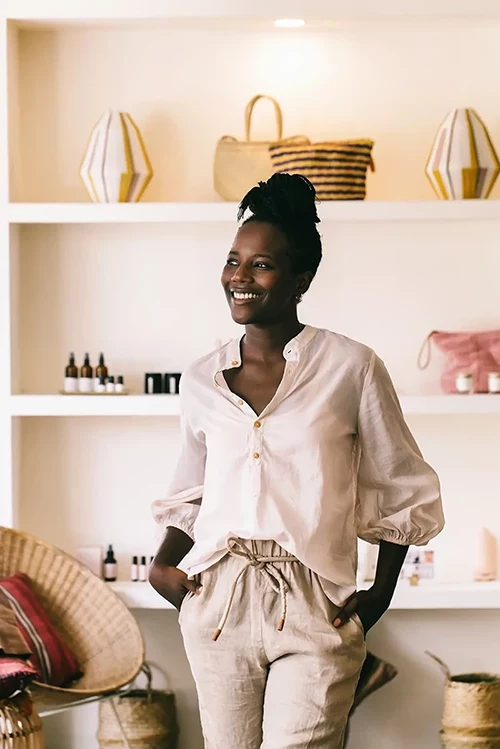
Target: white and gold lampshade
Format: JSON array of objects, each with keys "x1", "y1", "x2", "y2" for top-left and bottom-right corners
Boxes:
[
  {"x1": 80, "y1": 110, "x2": 153, "y2": 202},
  {"x1": 425, "y1": 108, "x2": 500, "y2": 200}
]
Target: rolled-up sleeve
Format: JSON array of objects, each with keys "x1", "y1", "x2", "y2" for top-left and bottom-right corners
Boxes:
[
  {"x1": 356, "y1": 353, "x2": 445, "y2": 546},
  {"x1": 151, "y1": 376, "x2": 206, "y2": 540}
]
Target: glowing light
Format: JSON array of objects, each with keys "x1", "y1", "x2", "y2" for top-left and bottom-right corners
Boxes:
[{"x1": 274, "y1": 19, "x2": 306, "y2": 28}]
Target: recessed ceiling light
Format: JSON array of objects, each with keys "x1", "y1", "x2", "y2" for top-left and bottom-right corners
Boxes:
[{"x1": 274, "y1": 19, "x2": 306, "y2": 28}]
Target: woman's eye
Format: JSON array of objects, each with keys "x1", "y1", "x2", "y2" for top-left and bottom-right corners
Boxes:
[
  {"x1": 226, "y1": 259, "x2": 238, "y2": 266},
  {"x1": 255, "y1": 262, "x2": 271, "y2": 269}
]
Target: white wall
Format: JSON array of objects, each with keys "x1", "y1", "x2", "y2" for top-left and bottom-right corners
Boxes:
[
  {"x1": 14, "y1": 25, "x2": 500, "y2": 203},
  {"x1": 9, "y1": 21, "x2": 500, "y2": 749}
]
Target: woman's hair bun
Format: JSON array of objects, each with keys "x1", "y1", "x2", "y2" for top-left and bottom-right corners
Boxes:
[{"x1": 237, "y1": 173, "x2": 320, "y2": 227}]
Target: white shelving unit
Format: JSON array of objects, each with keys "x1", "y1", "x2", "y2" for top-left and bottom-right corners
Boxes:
[
  {"x1": 9, "y1": 200, "x2": 500, "y2": 224},
  {"x1": 9, "y1": 394, "x2": 500, "y2": 417},
  {"x1": 109, "y1": 580, "x2": 500, "y2": 611},
  {"x1": 2, "y1": 1, "x2": 500, "y2": 614}
]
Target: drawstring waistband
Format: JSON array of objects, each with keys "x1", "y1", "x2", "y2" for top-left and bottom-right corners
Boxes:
[{"x1": 212, "y1": 538, "x2": 298, "y2": 642}]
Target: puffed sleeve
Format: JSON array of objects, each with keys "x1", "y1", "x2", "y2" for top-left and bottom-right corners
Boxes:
[
  {"x1": 151, "y1": 375, "x2": 206, "y2": 540},
  {"x1": 356, "y1": 353, "x2": 444, "y2": 546}
]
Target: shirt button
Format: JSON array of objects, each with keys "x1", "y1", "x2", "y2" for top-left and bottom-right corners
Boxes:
[
  {"x1": 232, "y1": 360, "x2": 239, "y2": 366},
  {"x1": 253, "y1": 452, "x2": 260, "y2": 460},
  {"x1": 238, "y1": 399, "x2": 244, "y2": 406},
  {"x1": 254, "y1": 421, "x2": 261, "y2": 428}
]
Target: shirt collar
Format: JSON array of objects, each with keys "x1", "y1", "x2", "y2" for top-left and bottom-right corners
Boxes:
[{"x1": 216, "y1": 325, "x2": 318, "y2": 372}]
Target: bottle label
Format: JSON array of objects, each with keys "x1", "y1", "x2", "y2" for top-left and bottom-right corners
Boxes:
[
  {"x1": 104, "y1": 563, "x2": 117, "y2": 579},
  {"x1": 79, "y1": 377, "x2": 93, "y2": 393},
  {"x1": 64, "y1": 377, "x2": 78, "y2": 393}
]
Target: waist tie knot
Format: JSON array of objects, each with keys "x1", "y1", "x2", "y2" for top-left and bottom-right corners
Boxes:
[{"x1": 212, "y1": 538, "x2": 298, "y2": 642}]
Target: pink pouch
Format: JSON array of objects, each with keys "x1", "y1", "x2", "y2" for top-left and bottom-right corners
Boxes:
[{"x1": 418, "y1": 330, "x2": 500, "y2": 393}]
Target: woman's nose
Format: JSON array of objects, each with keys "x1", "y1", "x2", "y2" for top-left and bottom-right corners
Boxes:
[{"x1": 231, "y1": 264, "x2": 253, "y2": 283}]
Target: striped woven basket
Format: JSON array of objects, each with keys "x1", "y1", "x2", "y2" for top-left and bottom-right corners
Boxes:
[{"x1": 269, "y1": 139, "x2": 375, "y2": 200}]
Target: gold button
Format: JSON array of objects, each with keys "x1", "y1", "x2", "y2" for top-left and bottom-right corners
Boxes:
[
  {"x1": 232, "y1": 360, "x2": 239, "y2": 367},
  {"x1": 238, "y1": 399, "x2": 244, "y2": 406},
  {"x1": 254, "y1": 421, "x2": 261, "y2": 428},
  {"x1": 253, "y1": 452, "x2": 260, "y2": 460}
]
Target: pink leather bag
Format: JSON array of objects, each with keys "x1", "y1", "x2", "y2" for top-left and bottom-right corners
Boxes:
[{"x1": 418, "y1": 330, "x2": 500, "y2": 393}]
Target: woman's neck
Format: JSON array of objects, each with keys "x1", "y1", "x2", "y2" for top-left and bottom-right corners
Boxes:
[{"x1": 243, "y1": 316, "x2": 304, "y2": 361}]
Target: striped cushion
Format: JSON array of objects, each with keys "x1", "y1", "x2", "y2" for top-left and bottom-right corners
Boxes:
[
  {"x1": 0, "y1": 573, "x2": 81, "y2": 687},
  {"x1": 269, "y1": 140, "x2": 374, "y2": 200}
]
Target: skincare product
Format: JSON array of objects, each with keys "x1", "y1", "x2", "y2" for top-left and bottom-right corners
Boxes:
[
  {"x1": 456, "y1": 372, "x2": 474, "y2": 394},
  {"x1": 116, "y1": 376, "x2": 125, "y2": 393},
  {"x1": 139, "y1": 556, "x2": 148, "y2": 582},
  {"x1": 106, "y1": 376, "x2": 115, "y2": 393},
  {"x1": 80, "y1": 353, "x2": 94, "y2": 392},
  {"x1": 103, "y1": 544, "x2": 117, "y2": 582},
  {"x1": 96, "y1": 376, "x2": 106, "y2": 393},
  {"x1": 164, "y1": 373, "x2": 182, "y2": 394},
  {"x1": 131, "y1": 555, "x2": 138, "y2": 582},
  {"x1": 474, "y1": 527, "x2": 497, "y2": 581},
  {"x1": 64, "y1": 352, "x2": 79, "y2": 393},
  {"x1": 488, "y1": 372, "x2": 500, "y2": 394},
  {"x1": 75, "y1": 545, "x2": 103, "y2": 578},
  {"x1": 144, "y1": 373, "x2": 162, "y2": 394},
  {"x1": 95, "y1": 353, "x2": 108, "y2": 390}
]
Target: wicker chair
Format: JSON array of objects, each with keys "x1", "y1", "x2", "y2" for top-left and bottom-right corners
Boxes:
[{"x1": 0, "y1": 527, "x2": 144, "y2": 710}]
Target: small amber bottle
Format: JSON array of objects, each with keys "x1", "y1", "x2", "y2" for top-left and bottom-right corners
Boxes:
[
  {"x1": 79, "y1": 353, "x2": 93, "y2": 393},
  {"x1": 64, "y1": 352, "x2": 79, "y2": 393},
  {"x1": 95, "y1": 352, "x2": 108, "y2": 390}
]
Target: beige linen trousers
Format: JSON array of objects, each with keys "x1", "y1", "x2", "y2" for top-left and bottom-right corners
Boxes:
[{"x1": 179, "y1": 539, "x2": 366, "y2": 749}]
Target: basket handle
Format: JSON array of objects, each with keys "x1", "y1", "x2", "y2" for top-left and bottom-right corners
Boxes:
[
  {"x1": 417, "y1": 331, "x2": 438, "y2": 370},
  {"x1": 245, "y1": 95, "x2": 283, "y2": 142},
  {"x1": 426, "y1": 651, "x2": 451, "y2": 680}
]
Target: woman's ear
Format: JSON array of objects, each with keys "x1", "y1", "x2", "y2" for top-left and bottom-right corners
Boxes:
[{"x1": 296, "y1": 272, "x2": 314, "y2": 299}]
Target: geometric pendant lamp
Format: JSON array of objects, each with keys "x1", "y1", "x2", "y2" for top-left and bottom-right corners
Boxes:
[
  {"x1": 80, "y1": 110, "x2": 153, "y2": 202},
  {"x1": 425, "y1": 108, "x2": 500, "y2": 200}
]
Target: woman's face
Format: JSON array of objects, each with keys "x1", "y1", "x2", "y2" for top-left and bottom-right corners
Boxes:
[{"x1": 221, "y1": 220, "x2": 310, "y2": 326}]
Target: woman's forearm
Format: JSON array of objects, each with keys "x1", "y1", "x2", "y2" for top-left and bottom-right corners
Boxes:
[
  {"x1": 371, "y1": 540, "x2": 408, "y2": 602},
  {"x1": 154, "y1": 526, "x2": 195, "y2": 568}
]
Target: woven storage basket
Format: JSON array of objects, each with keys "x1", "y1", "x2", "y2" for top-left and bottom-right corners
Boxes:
[
  {"x1": 428, "y1": 653, "x2": 500, "y2": 748},
  {"x1": 269, "y1": 139, "x2": 375, "y2": 200},
  {"x1": 0, "y1": 693, "x2": 44, "y2": 748},
  {"x1": 0, "y1": 527, "x2": 144, "y2": 710},
  {"x1": 97, "y1": 663, "x2": 178, "y2": 749}
]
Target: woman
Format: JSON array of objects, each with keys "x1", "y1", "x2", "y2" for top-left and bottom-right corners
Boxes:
[{"x1": 150, "y1": 173, "x2": 444, "y2": 749}]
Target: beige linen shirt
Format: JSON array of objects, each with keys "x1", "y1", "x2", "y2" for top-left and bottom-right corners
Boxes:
[{"x1": 152, "y1": 325, "x2": 444, "y2": 604}]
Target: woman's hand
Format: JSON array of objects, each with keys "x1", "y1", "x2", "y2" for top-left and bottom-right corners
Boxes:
[
  {"x1": 333, "y1": 588, "x2": 391, "y2": 634},
  {"x1": 149, "y1": 561, "x2": 201, "y2": 611}
]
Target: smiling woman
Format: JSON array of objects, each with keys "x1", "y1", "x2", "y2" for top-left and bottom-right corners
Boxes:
[{"x1": 150, "y1": 173, "x2": 444, "y2": 749}]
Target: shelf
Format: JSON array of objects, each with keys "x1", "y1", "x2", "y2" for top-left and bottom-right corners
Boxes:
[
  {"x1": 7, "y1": 0, "x2": 500, "y2": 24},
  {"x1": 9, "y1": 395, "x2": 181, "y2": 416},
  {"x1": 8, "y1": 201, "x2": 500, "y2": 225},
  {"x1": 109, "y1": 582, "x2": 175, "y2": 610},
  {"x1": 399, "y1": 395, "x2": 500, "y2": 415},
  {"x1": 10, "y1": 394, "x2": 500, "y2": 417},
  {"x1": 109, "y1": 580, "x2": 500, "y2": 611}
]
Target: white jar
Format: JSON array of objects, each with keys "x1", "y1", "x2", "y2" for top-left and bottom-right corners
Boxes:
[
  {"x1": 488, "y1": 372, "x2": 500, "y2": 394},
  {"x1": 456, "y1": 372, "x2": 474, "y2": 394}
]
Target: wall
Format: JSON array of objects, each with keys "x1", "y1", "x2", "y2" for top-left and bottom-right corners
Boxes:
[
  {"x1": 10, "y1": 22, "x2": 500, "y2": 749},
  {"x1": 14, "y1": 25, "x2": 500, "y2": 203}
]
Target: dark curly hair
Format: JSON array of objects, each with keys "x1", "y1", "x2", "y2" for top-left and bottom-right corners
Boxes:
[{"x1": 237, "y1": 173, "x2": 323, "y2": 277}]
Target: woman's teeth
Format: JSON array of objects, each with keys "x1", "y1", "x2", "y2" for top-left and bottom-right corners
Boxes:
[{"x1": 233, "y1": 292, "x2": 260, "y2": 300}]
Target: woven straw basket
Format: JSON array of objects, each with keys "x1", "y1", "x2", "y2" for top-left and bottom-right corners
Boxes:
[
  {"x1": 97, "y1": 663, "x2": 178, "y2": 749},
  {"x1": 0, "y1": 527, "x2": 144, "y2": 709},
  {"x1": 0, "y1": 694, "x2": 44, "y2": 748},
  {"x1": 428, "y1": 653, "x2": 500, "y2": 748}
]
